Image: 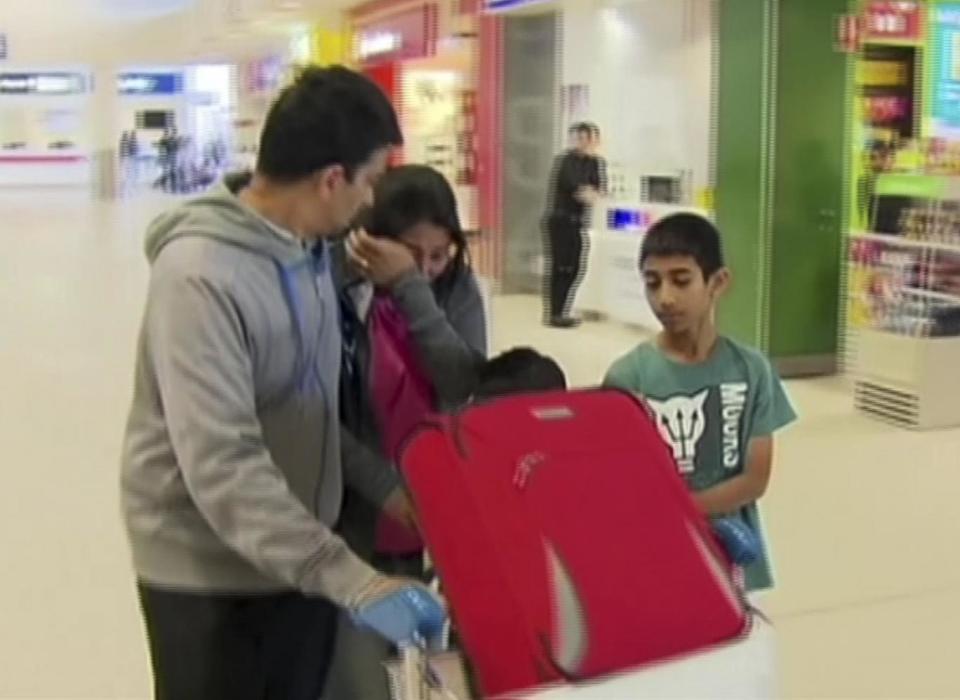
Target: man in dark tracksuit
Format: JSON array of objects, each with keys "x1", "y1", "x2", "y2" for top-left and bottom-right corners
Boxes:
[{"x1": 543, "y1": 122, "x2": 606, "y2": 328}]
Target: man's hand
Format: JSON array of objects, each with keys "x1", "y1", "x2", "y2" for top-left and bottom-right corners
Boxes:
[
  {"x1": 350, "y1": 577, "x2": 447, "y2": 646},
  {"x1": 346, "y1": 228, "x2": 418, "y2": 287},
  {"x1": 382, "y1": 486, "x2": 419, "y2": 534},
  {"x1": 353, "y1": 573, "x2": 423, "y2": 607}
]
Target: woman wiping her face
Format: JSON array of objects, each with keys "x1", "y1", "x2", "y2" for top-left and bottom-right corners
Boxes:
[{"x1": 327, "y1": 164, "x2": 487, "y2": 700}]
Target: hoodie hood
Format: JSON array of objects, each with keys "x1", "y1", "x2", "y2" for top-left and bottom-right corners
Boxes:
[
  {"x1": 144, "y1": 172, "x2": 308, "y2": 266},
  {"x1": 144, "y1": 173, "x2": 333, "y2": 402}
]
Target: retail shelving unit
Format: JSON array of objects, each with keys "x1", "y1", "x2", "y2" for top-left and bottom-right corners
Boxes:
[{"x1": 848, "y1": 176, "x2": 960, "y2": 429}]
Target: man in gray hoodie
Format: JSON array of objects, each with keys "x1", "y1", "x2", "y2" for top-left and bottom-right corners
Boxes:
[{"x1": 121, "y1": 66, "x2": 435, "y2": 700}]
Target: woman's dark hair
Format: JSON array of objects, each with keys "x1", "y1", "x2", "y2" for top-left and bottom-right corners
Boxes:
[
  {"x1": 362, "y1": 164, "x2": 470, "y2": 296},
  {"x1": 258, "y1": 65, "x2": 402, "y2": 182},
  {"x1": 640, "y1": 213, "x2": 725, "y2": 280}
]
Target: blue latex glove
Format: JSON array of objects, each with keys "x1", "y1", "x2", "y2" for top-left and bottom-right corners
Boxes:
[
  {"x1": 351, "y1": 585, "x2": 447, "y2": 647},
  {"x1": 712, "y1": 517, "x2": 761, "y2": 566}
]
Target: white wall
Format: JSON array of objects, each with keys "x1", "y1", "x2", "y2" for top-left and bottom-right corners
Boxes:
[
  {"x1": 559, "y1": 0, "x2": 714, "y2": 195},
  {"x1": 0, "y1": 0, "x2": 342, "y2": 66},
  {"x1": 0, "y1": 63, "x2": 94, "y2": 186},
  {"x1": 0, "y1": 88, "x2": 92, "y2": 148},
  {"x1": 188, "y1": 63, "x2": 235, "y2": 152},
  {"x1": 0, "y1": 7, "x2": 190, "y2": 65}
]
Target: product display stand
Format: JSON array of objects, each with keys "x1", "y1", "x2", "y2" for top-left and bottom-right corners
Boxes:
[
  {"x1": 848, "y1": 175, "x2": 960, "y2": 428},
  {"x1": 851, "y1": 325, "x2": 960, "y2": 429}
]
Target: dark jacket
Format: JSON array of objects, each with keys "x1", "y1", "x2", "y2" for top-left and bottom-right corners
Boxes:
[
  {"x1": 332, "y1": 243, "x2": 488, "y2": 556},
  {"x1": 547, "y1": 149, "x2": 607, "y2": 220}
]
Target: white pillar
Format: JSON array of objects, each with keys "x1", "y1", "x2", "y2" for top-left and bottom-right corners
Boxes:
[{"x1": 90, "y1": 64, "x2": 120, "y2": 200}]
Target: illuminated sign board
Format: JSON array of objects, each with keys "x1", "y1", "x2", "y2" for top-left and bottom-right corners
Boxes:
[
  {"x1": 358, "y1": 31, "x2": 403, "y2": 60},
  {"x1": 117, "y1": 72, "x2": 184, "y2": 95},
  {"x1": 354, "y1": 6, "x2": 432, "y2": 65},
  {"x1": 934, "y1": 5, "x2": 960, "y2": 130},
  {"x1": 864, "y1": 1, "x2": 923, "y2": 41},
  {"x1": 484, "y1": 0, "x2": 551, "y2": 12},
  {"x1": 0, "y1": 72, "x2": 87, "y2": 95}
]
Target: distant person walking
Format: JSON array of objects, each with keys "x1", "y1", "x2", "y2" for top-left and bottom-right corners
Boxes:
[
  {"x1": 156, "y1": 126, "x2": 180, "y2": 193},
  {"x1": 542, "y1": 122, "x2": 606, "y2": 328},
  {"x1": 119, "y1": 131, "x2": 140, "y2": 195}
]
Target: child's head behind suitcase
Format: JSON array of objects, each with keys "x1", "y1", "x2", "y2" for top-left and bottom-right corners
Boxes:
[
  {"x1": 473, "y1": 348, "x2": 567, "y2": 401},
  {"x1": 640, "y1": 213, "x2": 730, "y2": 342}
]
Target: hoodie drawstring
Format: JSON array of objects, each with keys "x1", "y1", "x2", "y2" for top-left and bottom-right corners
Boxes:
[
  {"x1": 275, "y1": 245, "x2": 330, "y2": 397},
  {"x1": 276, "y1": 261, "x2": 313, "y2": 396}
]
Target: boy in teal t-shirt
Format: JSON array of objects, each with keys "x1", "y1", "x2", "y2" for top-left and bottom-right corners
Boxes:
[{"x1": 604, "y1": 213, "x2": 795, "y2": 591}]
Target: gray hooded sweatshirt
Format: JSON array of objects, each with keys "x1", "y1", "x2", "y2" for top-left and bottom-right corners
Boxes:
[{"x1": 121, "y1": 176, "x2": 398, "y2": 606}]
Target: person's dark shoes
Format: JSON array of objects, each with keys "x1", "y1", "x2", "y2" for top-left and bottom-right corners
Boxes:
[{"x1": 546, "y1": 316, "x2": 582, "y2": 329}]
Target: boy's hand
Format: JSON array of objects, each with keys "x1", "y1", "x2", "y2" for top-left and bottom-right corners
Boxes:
[
  {"x1": 694, "y1": 436, "x2": 774, "y2": 516},
  {"x1": 712, "y1": 517, "x2": 761, "y2": 566},
  {"x1": 346, "y1": 229, "x2": 417, "y2": 288}
]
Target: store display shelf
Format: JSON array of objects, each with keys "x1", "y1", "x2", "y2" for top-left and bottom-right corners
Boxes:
[
  {"x1": 850, "y1": 230, "x2": 960, "y2": 254},
  {"x1": 901, "y1": 287, "x2": 960, "y2": 304},
  {"x1": 852, "y1": 328, "x2": 960, "y2": 430},
  {"x1": 875, "y1": 173, "x2": 960, "y2": 199}
]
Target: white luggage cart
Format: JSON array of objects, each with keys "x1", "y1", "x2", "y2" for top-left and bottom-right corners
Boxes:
[
  {"x1": 389, "y1": 620, "x2": 777, "y2": 700},
  {"x1": 516, "y1": 620, "x2": 777, "y2": 700}
]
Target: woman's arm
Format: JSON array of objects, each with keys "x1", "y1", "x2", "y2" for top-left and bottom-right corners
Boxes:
[
  {"x1": 391, "y1": 270, "x2": 487, "y2": 407},
  {"x1": 346, "y1": 230, "x2": 488, "y2": 407}
]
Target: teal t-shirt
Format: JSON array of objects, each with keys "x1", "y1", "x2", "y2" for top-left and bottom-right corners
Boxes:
[{"x1": 604, "y1": 336, "x2": 796, "y2": 591}]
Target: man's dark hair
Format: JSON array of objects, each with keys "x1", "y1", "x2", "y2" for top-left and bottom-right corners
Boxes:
[
  {"x1": 640, "y1": 213, "x2": 725, "y2": 280},
  {"x1": 257, "y1": 65, "x2": 402, "y2": 182},
  {"x1": 569, "y1": 121, "x2": 600, "y2": 138},
  {"x1": 474, "y1": 348, "x2": 567, "y2": 401}
]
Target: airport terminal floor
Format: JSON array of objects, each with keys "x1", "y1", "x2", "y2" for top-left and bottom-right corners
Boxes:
[{"x1": 1, "y1": 189, "x2": 959, "y2": 699}]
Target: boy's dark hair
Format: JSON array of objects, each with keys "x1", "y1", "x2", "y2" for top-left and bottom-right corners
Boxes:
[
  {"x1": 474, "y1": 348, "x2": 567, "y2": 401},
  {"x1": 257, "y1": 65, "x2": 402, "y2": 183},
  {"x1": 361, "y1": 164, "x2": 469, "y2": 295},
  {"x1": 640, "y1": 213, "x2": 725, "y2": 279}
]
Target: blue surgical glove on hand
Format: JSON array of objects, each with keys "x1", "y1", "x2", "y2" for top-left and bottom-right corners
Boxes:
[
  {"x1": 351, "y1": 585, "x2": 447, "y2": 648},
  {"x1": 712, "y1": 517, "x2": 761, "y2": 566}
]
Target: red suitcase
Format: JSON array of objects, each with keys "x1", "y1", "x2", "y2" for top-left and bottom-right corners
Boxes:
[{"x1": 399, "y1": 389, "x2": 748, "y2": 698}]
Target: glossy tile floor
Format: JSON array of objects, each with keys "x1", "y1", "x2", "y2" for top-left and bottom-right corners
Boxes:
[{"x1": 1, "y1": 189, "x2": 959, "y2": 699}]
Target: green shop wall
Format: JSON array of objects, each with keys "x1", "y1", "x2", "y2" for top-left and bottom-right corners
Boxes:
[{"x1": 715, "y1": 0, "x2": 850, "y2": 375}]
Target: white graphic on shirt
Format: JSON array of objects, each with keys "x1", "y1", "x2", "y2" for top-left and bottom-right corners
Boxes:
[
  {"x1": 647, "y1": 390, "x2": 709, "y2": 473},
  {"x1": 720, "y1": 382, "x2": 748, "y2": 469}
]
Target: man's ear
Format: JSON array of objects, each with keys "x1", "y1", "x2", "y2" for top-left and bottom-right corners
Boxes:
[
  {"x1": 313, "y1": 164, "x2": 346, "y2": 196},
  {"x1": 710, "y1": 267, "x2": 731, "y2": 298}
]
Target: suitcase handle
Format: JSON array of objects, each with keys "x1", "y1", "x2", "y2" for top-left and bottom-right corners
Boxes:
[{"x1": 446, "y1": 388, "x2": 644, "y2": 462}]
